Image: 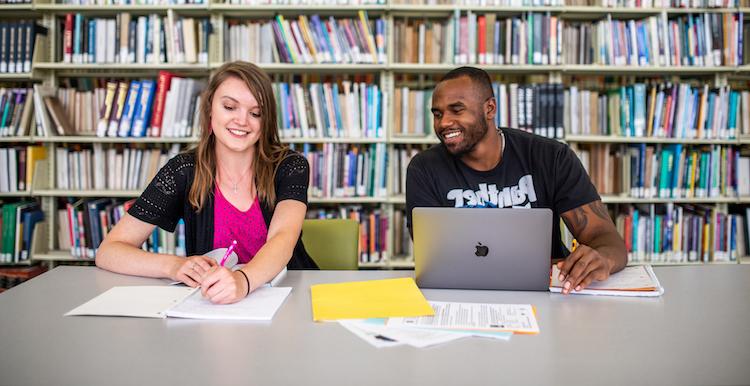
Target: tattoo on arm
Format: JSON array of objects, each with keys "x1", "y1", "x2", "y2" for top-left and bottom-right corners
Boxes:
[
  {"x1": 568, "y1": 206, "x2": 588, "y2": 233},
  {"x1": 589, "y1": 201, "x2": 611, "y2": 222}
]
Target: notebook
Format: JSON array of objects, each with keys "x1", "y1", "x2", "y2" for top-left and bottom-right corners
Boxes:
[
  {"x1": 550, "y1": 265, "x2": 664, "y2": 297},
  {"x1": 65, "y1": 286, "x2": 292, "y2": 320}
]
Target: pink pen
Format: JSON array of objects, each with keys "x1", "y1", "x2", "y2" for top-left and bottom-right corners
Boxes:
[{"x1": 219, "y1": 240, "x2": 237, "y2": 267}]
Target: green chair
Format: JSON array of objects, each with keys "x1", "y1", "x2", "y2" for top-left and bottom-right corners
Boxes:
[{"x1": 302, "y1": 219, "x2": 359, "y2": 270}]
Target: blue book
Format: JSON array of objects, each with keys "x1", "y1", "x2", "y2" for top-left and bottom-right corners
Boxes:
[
  {"x1": 348, "y1": 151, "x2": 356, "y2": 191},
  {"x1": 636, "y1": 23, "x2": 647, "y2": 65},
  {"x1": 686, "y1": 16, "x2": 695, "y2": 66},
  {"x1": 633, "y1": 84, "x2": 646, "y2": 137},
  {"x1": 278, "y1": 83, "x2": 289, "y2": 135},
  {"x1": 638, "y1": 143, "x2": 646, "y2": 197},
  {"x1": 118, "y1": 80, "x2": 142, "y2": 137},
  {"x1": 368, "y1": 86, "x2": 383, "y2": 138},
  {"x1": 633, "y1": 208, "x2": 639, "y2": 255},
  {"x1": 317, "y1": 84, "x2": 331, "y2": 136},
  {"x1": 20, "y1": 208, "x2": 43, "y2": 261},
  {"x1": 730, "y1": 215, "x2": 737, "y2": 261},
  {"x1": 671, "y1": 144, "x2": 683, "y2": 198},
  {"x1": 130, "y1": 79, "x2": 155, "y2": 137},
  {"x1": 73, "y1": 14, "x2": 82, "y2": 63},
  {"x1": 695, "y1": 16, "x2": 705, "y2": 65},
  {"x1": 87, "y1": 19, "x2": 95, "y2": 63},
  {"x1": 727, "y1": 91, "x2": 738, "y2": 139},
  {"x1": 331, "y1": 83, "x2": 343, "y2": 136},
  {"x1": 310, "y1": 15, "x2": 331, "y2": 63},
  {"x1": 705, "y1": 92, "x2": 715, "y2": 137}
]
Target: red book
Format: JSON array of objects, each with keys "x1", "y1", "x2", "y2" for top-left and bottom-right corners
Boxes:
[
  {"x1": 477, "y1": 16, "x2": 486, "y2": 64},
  {"x1": 63, "y1": 13, "x2": 74, "y2": 63},
  {"x1": 149, "y1": 70, "x2": 174, "y2": 137}
]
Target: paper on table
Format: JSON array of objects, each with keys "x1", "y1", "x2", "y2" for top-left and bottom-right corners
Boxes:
[
  {"x1": 64, "y1": 286, "x2": 198, "y2": 318},
  {"x1": 338, "y1": 320, "x2": 405, "y2": 348},
  {"x1": 550, "y1": 265, "x2": 664, "y2": 297},
  {"x1": 339, "y1": 319, "x2": 468, "y2": 348},
  {"x1": 165, "y1": 286, "x2": 292, "y2": 321},
  {"x1": 387, "y1": 301, "x2": 540, "y2": 334},
  {"x1": 310, "y1": 277, "x2": 434, "y2": 321}
]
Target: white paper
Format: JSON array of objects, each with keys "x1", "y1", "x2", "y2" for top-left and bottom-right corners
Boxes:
[
  {"x1": 65, "y1": 286, "x2": 198, "y2": 318},
  {"x1": 550, "y1": 265, "x2": 664, "y2": 297},
  {"x1": 164, "y1": 287, "x2": 292, "y2": 321},
  {"x1": 339, "y1": 319, "x2": 467, "y2": 348},
  {"x1": 338, "y1": 320, "x2": 404, "y2": 348},
  {"x1": 387, "y1": 301, "x2": 540, "y2": 334}
]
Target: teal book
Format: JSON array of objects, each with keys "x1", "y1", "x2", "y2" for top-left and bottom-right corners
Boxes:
[{"x1": 633, "y1": 83, "x2": 646, "y2": 137}]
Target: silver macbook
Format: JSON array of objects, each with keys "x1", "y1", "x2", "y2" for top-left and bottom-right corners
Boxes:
[{"x1": 413, "y1": 207, "x2": 553, "y2": 291}]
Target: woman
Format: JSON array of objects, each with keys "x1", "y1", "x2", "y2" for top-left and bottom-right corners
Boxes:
[{"x1": 96, "y1": 61, "x2": 317, "y2": 304}]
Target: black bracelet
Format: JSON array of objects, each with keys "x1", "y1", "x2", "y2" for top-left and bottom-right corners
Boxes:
[{"x1": 237, "y1": 270, "x2": 251, "y2": 297}]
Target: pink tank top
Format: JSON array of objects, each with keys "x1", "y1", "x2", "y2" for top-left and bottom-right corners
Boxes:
[{"x1": 213, "y1": 186, "x2": 268, "y2": 264}]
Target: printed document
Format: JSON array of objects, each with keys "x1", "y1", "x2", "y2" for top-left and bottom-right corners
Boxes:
[
  {"x1": 387, "y1": 301, "x2": 540, "y2": 334},
  {"x1": 550, "y1": 265, "x2": 664, "y2": 297}
]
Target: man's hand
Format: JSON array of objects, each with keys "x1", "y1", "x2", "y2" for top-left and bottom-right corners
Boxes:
[
  {"x1": 556, "y1": 244, "x2": 613, "y2": 294},
  {"x1": 559, "y1": 200, "x2": 627, "y2": 293}
]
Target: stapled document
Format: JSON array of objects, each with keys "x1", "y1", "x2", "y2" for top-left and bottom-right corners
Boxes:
[{"x1": 550, "y1": 265, "x2": 664, "y2": 297}]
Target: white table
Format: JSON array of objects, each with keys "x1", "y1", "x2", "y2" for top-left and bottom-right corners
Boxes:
[{"x1": 1, "y1": 266, "x2": 749, "y2": 386}]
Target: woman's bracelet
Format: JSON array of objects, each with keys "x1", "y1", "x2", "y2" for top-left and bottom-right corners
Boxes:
[{"x1": 237, "y1": 270, "x2": 251, "y2": 297}]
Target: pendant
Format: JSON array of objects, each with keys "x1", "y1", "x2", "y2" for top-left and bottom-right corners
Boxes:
[{"x1": 233, "y1": 183, "x2": 238, "y2": 194}]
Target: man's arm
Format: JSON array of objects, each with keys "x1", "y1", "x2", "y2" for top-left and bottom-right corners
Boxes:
[{"x1": 558, "y1": 200, "x2": 627, "y2": 294}]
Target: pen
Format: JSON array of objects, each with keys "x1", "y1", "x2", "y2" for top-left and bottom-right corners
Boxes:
[{"x1": 219, "y1": 240, "x2": 237, "y2": 267}]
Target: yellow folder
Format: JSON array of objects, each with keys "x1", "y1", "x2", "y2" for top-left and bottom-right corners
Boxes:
[{"x1": 310, "y1": 277, "x2": 435, "y2": 321}]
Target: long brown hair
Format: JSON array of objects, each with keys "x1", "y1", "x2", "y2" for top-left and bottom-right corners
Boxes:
[{"x1": 189, "y1": 61, "x2": 289, "y2": 211}]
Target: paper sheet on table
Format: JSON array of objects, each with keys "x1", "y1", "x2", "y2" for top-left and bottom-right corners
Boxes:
[
  {"x1": 550, "y1": 265, "x2": 664, "y2": 297},
  {"x1": 165, "y1": 287, "x2": 292, "y2": 320},
  {"x1": 310, "y1": 277, "x2": 434, "y2": 321},
  {"x1": 65, "y1": 286, "x2": 197, "y2": 318},
  {"x1": 338, "y1": 320, "x2": 404, "y2": 348},
  {"x1": 387, "y1": 301, "x2": 540, "y2": 334},
  {"x1": 339, "y1": 319, "x2": 467, "y2": 348}
]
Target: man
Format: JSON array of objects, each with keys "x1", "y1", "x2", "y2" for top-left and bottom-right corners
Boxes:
[{"x1": 406, "y1": 66, "x2": 627, "y2": 294}]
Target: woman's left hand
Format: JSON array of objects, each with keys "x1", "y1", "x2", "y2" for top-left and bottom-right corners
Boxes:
[{"x1": 200, "y1": 267, "x2": 249, "y2": 304}]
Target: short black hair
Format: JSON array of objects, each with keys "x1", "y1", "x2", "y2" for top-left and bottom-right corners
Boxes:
[{"x1": 438, "y1": 66, "x2": 494, "y2": 100}]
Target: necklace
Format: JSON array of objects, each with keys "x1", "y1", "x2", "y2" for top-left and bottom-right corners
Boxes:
[{"x1": 219, "y1": 163, "x2": 252, "y2": 194}]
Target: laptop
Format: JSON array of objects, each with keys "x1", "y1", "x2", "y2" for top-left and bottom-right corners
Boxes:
[{"x1": 413, "y1": 207, "x2": 553, "y2": 291}]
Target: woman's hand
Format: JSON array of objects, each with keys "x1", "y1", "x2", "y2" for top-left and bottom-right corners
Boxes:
[
  {"x1": 200, "y1": 267, "x2": 250, "y2": 304},
  {"x1": 172, "y1": 256, "x2": 217, "y2": 287}
]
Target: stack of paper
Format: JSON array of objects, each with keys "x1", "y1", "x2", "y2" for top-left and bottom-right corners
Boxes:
[
  {"x1": 309, "y1": 277, "x2": 540, "y2": 348},
  {"x1": 550, "y1": 265, "x2": 664, "y2": 297}
]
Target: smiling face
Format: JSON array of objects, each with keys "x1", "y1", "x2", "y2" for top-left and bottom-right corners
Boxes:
[
  {"x1": 431, "y1": 76, "x2": 493, "y2": 157},
  {"x1": 210, "y1": 76, "x2": 263, "y2": 154}
]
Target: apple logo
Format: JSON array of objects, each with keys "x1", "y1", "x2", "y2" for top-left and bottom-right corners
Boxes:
[{"x1": 474, "y1": 242, "x2": 489, "y2": 257}]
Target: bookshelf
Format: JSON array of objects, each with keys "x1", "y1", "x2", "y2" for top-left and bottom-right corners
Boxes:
[{"x1": 1, "y1": 1, "x2": 747, "y2": 269}]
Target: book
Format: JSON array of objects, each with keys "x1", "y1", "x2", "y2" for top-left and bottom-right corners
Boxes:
[
  {"x1": 550, "y1": 265, "x2": 664, "y2": 297},
  {"x1": 43, "y1": 95, "x2": 75, "y2": 136}
]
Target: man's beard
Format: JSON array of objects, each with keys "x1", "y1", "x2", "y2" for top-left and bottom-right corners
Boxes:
[{"x1": 442, "y1": 117, "x2": 490, "y2": 157}]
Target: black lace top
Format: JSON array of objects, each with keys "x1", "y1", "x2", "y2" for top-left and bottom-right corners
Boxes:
[{"x1": 128, "y1": 151, "x2": 318, "y2": 269}]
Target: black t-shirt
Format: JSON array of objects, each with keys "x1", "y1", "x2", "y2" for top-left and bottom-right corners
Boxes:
[
  {"x1": 406, "y1": 127, "x2": 600, "y2": 260},
  {"x1": 127, "y1": 151, "x2": 318, "y2": 269}
]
